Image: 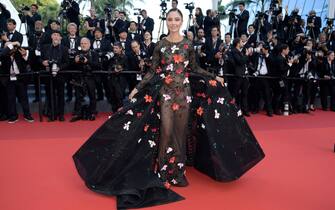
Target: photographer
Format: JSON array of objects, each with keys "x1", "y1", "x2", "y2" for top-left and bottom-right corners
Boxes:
[
  {"x1": 107, "y1": 42, "x2": 128, "y2": 112},
  {"x1": 113, "y1": 11, "x2": 128, "y2": 39},
  {"x1": 22, "y1": 4, "x2": 42, "y2": 36},
  {"x1": 70, "y1": 37, "x2": 99, "y2": 122},
  {"x1": 249, "y1": 43, "x2": 273, "y2": 116},
  {"x1": 0, "y1": 40, "x2": 33, "y2": 123},
  {"x1": 230, "y1": 38, "x2": 253, "y2": 116},
  {"x1": 99, "y1": 6, "x2": 114, "y2": 42},
  {"x1": 127, "y1": 40, "x2": 147, "y2": 91},
  {"x1": 306, "y1": 10, "x2": 321, "y2": 40},
  {"x1": 91, "y1": 27, "x2": 112, "y2": 101},
  {"x1": 204, "y1": 26, "x2": 223, "y2": 71},
  {"x1": 41, "y1": 30, "x2": 69, "y2": 121},
  {"x1": 84, "y1": 8, "x2": 100, "y2": 40},
  {"x1": 140, "y1": 9, "x2": 154, "y2": 34},
  {"x1": 285, "y1": 7, "x2": 302, "y2": 42},
  {"x1": 0, "y1": 3, "x2": 11, "y2": 33},
  {"x1": 272, "y1": 44, "x2": 293, "y2": 115},
  {"x1": 62, "y1": 23, "x2": 81, "y2": 102},
  {"x1": 290, "y1": 49, "x2": 315, "y2": 113},
  {"x1": 235, "y1": 2, "x2": 249, "y2": 38},
  {"x1": 6, "y1": 19, "x2": 23, "y2": 44},
  {"x1": 319, "y1": 51, "x2": 335, "y2": 111},
  {"x1": 28, "y1": 20, "x2": 47, "y2": 102},
  {"x1": 62, "y1": 0, "x2": 80, "y2": 28},
  {"x1": 128, "y1": 21, "x2": 142, "y2": 42}
]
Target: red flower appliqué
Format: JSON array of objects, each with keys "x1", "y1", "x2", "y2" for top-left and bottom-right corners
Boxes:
[
  {"x1": 183, "y1": 44, "x2": 189, "y2": 49},
  {"x1": 209, "y1": 80, "x2": 217, "y2": 87},
  {"x1": 164, "y1": 181, "x2": 171, "y2": 189},
  {"x1": 165, "y1": 75, "x2": 173, "y2": 84},
  {"x1": 176, "y1": 68, "x2": 183, "y2": 74},
  {"x1": 197, "y1": 107, "x2": 204, "y2": 116},
  {"x1": 136, "y1": 112, "x2": 143, "y2": 118},
  {"x1": 144, "y1": 124, "x2": 150, "y2": 132},
  {"x1": 161, "y1": 58, "x2": 166, "y2": 64},
  {"x1": 144, "y1": 94, "x2": 153, "y2": 103},
  {"x1": 156, "y1": 66, "x2": 162, "y2": 74},
  {"x1": 173, "y1": 54, "x2": 184, "y2": 64},
  {"x1": 171, "y1": 103, "x2": 180, "y2": 111},
  {"x1": 207, "y1": 97, "x2": 212, "y2": 105},
  {"x1": 169, "y1": 156, "x2": 176, "y2": 163}
]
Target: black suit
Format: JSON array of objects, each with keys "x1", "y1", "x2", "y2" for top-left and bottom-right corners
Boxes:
[
  {"x1": 141, "y1": 17, "x2": 154, "y2": 33},
  {"x1": 249, "y1": 53, "x2": 273, "y2": 114},
  {"x1": 41, "y1": 44, "x2": 69, "y2": 119},
  {"x1": 230, "y1": 47, "x2": 250, "y2": 112},
  {"x1": 204, "y1": 37, "x2": 223, "y2": 70},
  {"x1": 0, "y1": 45, "x2": 31, "y2": 119},
  {"x1": 272, "y1": 55, "x2": 291, "y2": 113},
  {"x1": 73, "y1": 50, "x2": 99, "y2": 116},
  {"x1": 7, "y1": 31, "x2": 23, "y2": 44},
  {"x1": 235, "y1": 10, "x2": 249, "y2": 37},
  {"x1": 62, "y1": 35, "x2": 81, "y2": 100},
  {"x1": 66, "y1": 1, "x2": 80, "y2": 27},
  {"x1": 320, "y1": 60, "x2": 335, "y2": 110}
]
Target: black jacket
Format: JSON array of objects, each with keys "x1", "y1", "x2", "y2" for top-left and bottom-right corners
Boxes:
[
  {"x1": 235, "y1": 10, "x2": 249, "y2": 37},
  {"x1": 273, "y1": 55, "x2": 291, "y2": 78},
  {"x1": 40, "y1": 44, "x2": 69, "y2": 71},
  {"x1": 231, "y1": 47, "x2": 249, "y2": 76},
  {"x1": 141, "y1": 17, "x2": 154, "y2": 33}
]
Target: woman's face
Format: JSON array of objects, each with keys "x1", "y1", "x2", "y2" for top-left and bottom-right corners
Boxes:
[
  {"x1": 166, "y1": 11, "x2": 183, "y2": 33},
  {"x1": 144, "y1": 32, "x2": 151, "y2": 40}
]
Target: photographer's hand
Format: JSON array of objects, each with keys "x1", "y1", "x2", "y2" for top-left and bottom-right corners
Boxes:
[
  {"x1": 42, "y1": 60, "x2": 49, "y2": 67},
  {"x1": 129, "y1": 88, "x2": 138, "y2": 100},
  {"x1": 75, "y1": 55, "x2": 80, "y2": 63}
]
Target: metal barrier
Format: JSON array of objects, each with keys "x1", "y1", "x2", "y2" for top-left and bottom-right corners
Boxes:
[{"x1": 0, "y1": 70, "x2": 332, "y2": 121}]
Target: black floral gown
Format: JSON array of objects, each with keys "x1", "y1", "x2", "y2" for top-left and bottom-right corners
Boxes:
[{"x1": 73, "y1": 38, "x2": 265, "y2": 210}]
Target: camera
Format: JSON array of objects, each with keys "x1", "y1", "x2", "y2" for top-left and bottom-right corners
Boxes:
[
  {"x1": 18, "y1": 5, "x2": 30, "y2": 23},
  {"x1": 160, "y1": 0, "x2": 169, "y2": 11},
  {"x1": 184, "y1": 2, "x2": 195, "y2": 11},
  {"x1": 68, "y1": 48, "x2": 77, "y2": 59},
  {"x1": 61, "y1": 0, "x2": 72, "y2": 10},
  {"x1": 256, "y1": 11, "x2": 266, "y2": 19},
  {"x1": 133, "y1": 8, "x2": 141, "y2": 16},
  {"x1": 228, "y1": 9, "x2": 237, "y2": 25},
  {"x1": 78, "y1": 54, "x2": 87, "y2": 63},
  {"x1": 47, "y1": 60, "x2": 59, "y2": 76},
  {"x1": 105, "y1": 52, "x2": 115, "y2": 60}
]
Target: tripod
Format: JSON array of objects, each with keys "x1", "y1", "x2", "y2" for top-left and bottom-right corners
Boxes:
[
  {"x1": 157, "y1": 11, "x2": 167, "y2": 38},
  {"x1": 186, "y1": 10, "x2": 196, "y2": 37}
]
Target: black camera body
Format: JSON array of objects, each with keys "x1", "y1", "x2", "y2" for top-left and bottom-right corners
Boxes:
[
  {"x1": 184, "y1": 2, "x2": 195, "y2": 11},
  {"x1": 78, "y1": 54, "x2": 87, "y2": 63}
]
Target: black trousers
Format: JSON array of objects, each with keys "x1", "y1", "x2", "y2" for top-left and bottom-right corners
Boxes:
[
  {"x1": 45, "y1": 76, "x2": 65, "y2": 118},
  {"x1": 0, "y1": 79, "x2": 8, "y2": 117},
  {"x1": 272, "y1": 78, "x2": 290, "y2": 112},
  {"x1": 254, "y1": 77, "x2": 273, "y2": 113},
  {"x1": 231, "y1": 77, "x2": 249, "y2": 112},
  {"x1": 73, "y1": 77, "x2": 96, "y2": 116},
  {"x1": 108, "y1": 75, "x2": 124, "y2": 112},
  {"x1": 320, "y1": 79, "x2": 335, "y2": 110},
  {"x1": 6, "y1": 80, "x2": 31, "y2": 118}
]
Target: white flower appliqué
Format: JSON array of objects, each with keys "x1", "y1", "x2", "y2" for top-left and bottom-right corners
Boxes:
[
  {"x1": 171, "y1": 45, "x2": 179, "y2": 53},
  {"x1": 177, "y1": 163, "x2": 184, "y2": 169},
  {"x1": 161, "y1": 47, "x2": 166, "y2": 53},
  {"x1": 237, "y1": 110, "x2": 242, "y2": 117},
  {"x1": 214, "y1": 109, "x2": 220, "y2": 119},
  {"x1": 148, "y1": 140, "x2": 156, "y2": 148},
  {"x1": 186, "y1": 96, "x2": 192, "y2": 103},
  {"x1": 184, "y1": 60, "x2": 189, "y2": 68},
  {"x1": 130, "y1": 98, "x2": 137, "y2": 103},
  {"x1": 161, "y1": 165, "x2": 167, "y2": 171},
  {"x1": 183, "y1": 77, "x2": 190, "y2": 84},
  {"x1": 166, "y1": 147, "x2": 173, "y2": 154},
  {"x1": 123, "y1": 121, "x2": 131, "y2": 130},
  {"x1": 126, "y1": 110, "x2": 134, "y2": 115},
  {"x1": 217, "y1": 97, "x2": 225, "y2": 104},
  {"x1": 166, "y1": 64, "x2": 174, "y2": 71},
  {"x1": 163, "y1": 94, "x2": 171, "y2": 101},
  {"x1": 138, "y1": 138, "x2": 142, "y2": 143}
]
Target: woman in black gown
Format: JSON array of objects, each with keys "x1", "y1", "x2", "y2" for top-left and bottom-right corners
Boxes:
[{"x1": 73, "y1": 8, "x2": 265, "y2": 210}]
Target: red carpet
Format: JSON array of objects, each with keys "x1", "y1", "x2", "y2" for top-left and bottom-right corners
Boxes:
[{"x1": 0, "y1": 111, "x2": 334, "y2": 210}]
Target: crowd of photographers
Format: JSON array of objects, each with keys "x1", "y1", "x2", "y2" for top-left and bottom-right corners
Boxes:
[{"x1": 0, "y1": 0, "x2": 334, "y2": 123}]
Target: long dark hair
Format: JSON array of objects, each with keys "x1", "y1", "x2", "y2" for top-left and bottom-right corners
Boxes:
[{"x1": 166, "y1": 8, "x2": 183, "y2": 20}]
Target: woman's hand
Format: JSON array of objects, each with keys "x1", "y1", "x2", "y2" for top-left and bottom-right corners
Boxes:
[
  {"x1": 129, "y1": 88, "x2": 138, "y2": 100},
  {"x1": 215, "y1": 76, "x2": 225, "y2": 86}
]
